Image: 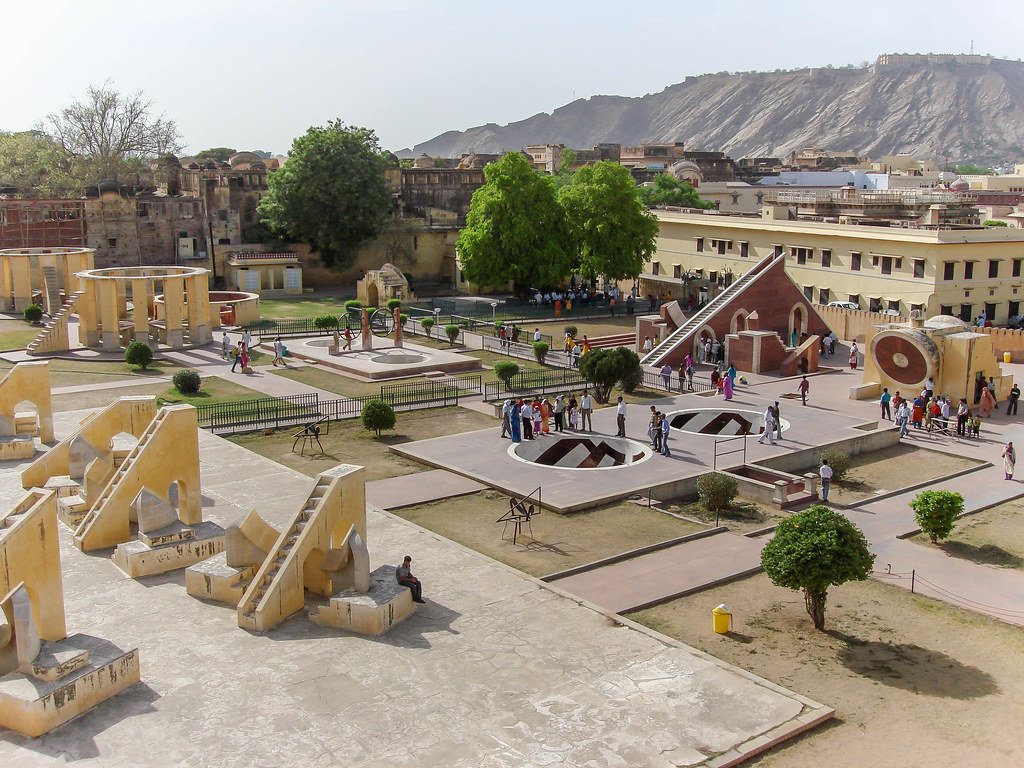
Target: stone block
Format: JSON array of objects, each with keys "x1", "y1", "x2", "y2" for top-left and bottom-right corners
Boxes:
[
  {"x1": 112, "y1": 521, "x2": 225, "y2": 578},
  {"x1": 225, "y1": 509, "x2": 279, "y2": 568},
  {"x1": 56, "y1": 495, "x2": 89, "y2": 529},
  {"x1": 0, "y1": 634, "x2": 139, "y2": 738},
  {"x1": 134, "y1": 489, "x2": 178, "y2": 534},
  {"x1": 309, "y1": 565, "x2": 414, "y2": 636},
  {"x1": 185, "y1": 551, "x2": 258, "y2": 605},
  {"x1": 42, "y1": 475, "x2": 82, "y2": 499},
  {"x1": 28, "y1": 643, "x2": 90, "y2": 683},
  {"x1": 0, "y1": 436, "x2": 35, "y2": 461}
]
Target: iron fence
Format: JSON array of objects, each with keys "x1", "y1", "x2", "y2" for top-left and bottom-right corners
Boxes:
[
  {"x1": 641, "y1": 368, "x2": 716, "y2": 394},
  {"x1": 198, "y1": 393, "x2": 322, "y2": 433},
  {"x1": 379, "y1": 374, "x2": 482, "y2": 405},
  {"x1": 484, "y1": 368, "x2": 590, "y2": 401}
]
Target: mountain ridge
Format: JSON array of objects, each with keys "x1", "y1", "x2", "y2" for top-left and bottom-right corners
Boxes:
[{"x1": 399, "y1": 54, "x2": 1024, "y2": 164}]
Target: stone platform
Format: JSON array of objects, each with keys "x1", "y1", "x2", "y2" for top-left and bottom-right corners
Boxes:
[
  {"x1": 111, "y1": 520, "x2": 225, "y2": 578},
  {"x1": 286, "y1": 338, "x2": 482, "y2": 380},
  {"x1": 309, "y1": 564, "x2": 414, "y2": 635},
  {"x1": 0, "y1": 409, "x2": 832, "y2": 767}
]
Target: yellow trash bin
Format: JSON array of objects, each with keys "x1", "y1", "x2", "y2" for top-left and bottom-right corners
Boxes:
[
  {"x1": 1004, "y1": 352, "x2": 1013, "y2": 364},
  {"x1": 712, "y1": 604, "x2": 732, "y2": 634}
]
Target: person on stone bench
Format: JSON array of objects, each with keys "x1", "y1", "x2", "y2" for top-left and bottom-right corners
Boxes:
[{"x1": 396, "y1": 555, "x2": 426, "y2": 603}]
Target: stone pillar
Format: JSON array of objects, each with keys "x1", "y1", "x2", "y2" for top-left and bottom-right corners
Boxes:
[
  {"x1": 186, "y1": 274, "x2": 212, "y2": 345},
  {"x1": 77, "y1": 279, "x2": 100, "y2": 347},
  {"x1": 10, "y1": 258, "x2": 33, "y2": 313},
  {"x1": 393, "y1": 307, "x2": 403, "y2": 349},
  {"x1": 803, "y1": 473, "x2": 819, "y2": 498},
  {"x1": 0, "y1": 255, "x2": 10, "y2": 311},
  {"x1": 163, "y1": 278, "x2": 185, "y2": 348},
  {"x1": 115, "y1": 278, "x2": 129, "y2": 320},
  {"x1": 772, "y1": 480, "x2": 790, "y2": 507},
  {"x1": 361, "y1": 308, "x2": 372, "y2": 351},
  {"x1": 131, "y1": 278, "x2": 150, "y2": 347},
  {"x1": 97, "y1": 280, "x2": 121, "y2": 351}
]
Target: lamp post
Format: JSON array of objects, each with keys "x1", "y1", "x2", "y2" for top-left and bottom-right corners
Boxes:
[
  {"x1": 433, "y1": 307, "x2": 441, "y2": 339},
  {"x1": 490, "y1": 302, "x2": 498, "y2": 324}
]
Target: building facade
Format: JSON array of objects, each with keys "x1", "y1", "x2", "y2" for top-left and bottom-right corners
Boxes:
[{"x1": 644, "y1": 208, "x2": 1024, "y2": 323}]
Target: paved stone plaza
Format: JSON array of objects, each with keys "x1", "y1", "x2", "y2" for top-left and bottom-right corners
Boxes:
[{"x1": 0, "y1": 411, "x2": 831, "y2": 767}]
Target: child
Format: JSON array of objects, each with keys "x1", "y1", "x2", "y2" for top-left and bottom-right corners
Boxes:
[
  {"x1": 971, "y1": 415, "x2": 982, "y2": 438},
  {"x1": 532, "y1": 401, "x2": 543, "y2": 437}
]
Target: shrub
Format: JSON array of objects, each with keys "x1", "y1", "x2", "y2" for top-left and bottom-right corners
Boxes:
[
  {"x1": 493, "y1": 361, "x2": 520, "y2": 385},
  {"x1": 386, "y1": 298, "x2": 402, "y2": 310},
  {"x1": 564, "y1": 325, "x2": 578, "y2": 338},
  {"x1": 532, "y1": 341, "x2": 549, "y2": 363},
  {"x1": 616, "y1": 347, "x2": 643, "y2": 393},
  {"x1": 172, "y1": 369, "x2": 202, "y2": 395},
  {"x1": 420, "y1": 317, "x2": 435, "y2": 336},
  {"x1": 444, "y1": 324, "x2": 460, "y2": 344},
  {"x1": 761, "y1": 505, "x2": 874, "y2": 630},
  {"x1": 911, "y1": 490, "x2": 963, "y2": 543},
  {"x1": 399, "y1": 313, "x2": 409, "y2": 326},
  {"x1": 23, "y1": 304, "x2": 43, "y2": 323},
  {"x1": 361, "y1": 399, "x2": 396, "y2": 436},
  {"x1": 125, "y1": 341, "x2": 153, "y2": 370},
  {"x1": 819, "y1": 449, "x2": 850, "y2": 482},
  {"x1": 343, "y1": 299, "x2": 363, "y2": 313},
  {"x1": 313, "y1": 314, "x2": 338, "y2": 330},
  {"x1": 578, "y1": 346, "x2": 643, "y2": 403},
  {"x1": 696, "y1": 472, "x2": 738, "y2": 512}
]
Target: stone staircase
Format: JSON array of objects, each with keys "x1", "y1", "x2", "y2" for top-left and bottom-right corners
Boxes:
[
  {"x1": 237, "y1": 474, "x2": 334, "y2": 630},
  {"x1": 27, "y1": 290, "x2": 83, "y2": 355},
  {"x1": 41, "y1": 265, "x2": 62, "y2": 317},
  {"x1": 586, "y1": 332, "x2": 635, "y2": 350},
  {"x1": 640, "y1": 253, "x2": 784, "y2": 368}
]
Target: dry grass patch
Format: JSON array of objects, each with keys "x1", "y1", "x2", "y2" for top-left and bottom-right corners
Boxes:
[
  {"x1": 910, "y1": 497, "x2": 1024, "y2": 568},
  {"x1": 829, "y1": 444, "x2": 982, "y2": 504}
]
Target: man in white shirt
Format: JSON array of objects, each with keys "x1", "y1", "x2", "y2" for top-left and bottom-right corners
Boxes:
[
  {"x1": 616, "y1": 396, "x2": 626, "y2": 437},
  {"x1": 581, "y1": 391, "x2": 594, "y2": 431},
  {"x1": 819, "y1": 459, "x2": 833, "y2": 502},
  {"x1": 756, "y1": 406, "x2": 776, "y2": 445},
  {"x1": 241, "y1": 329, "x2": 252, "y2": 349},
  {"x1": 533, "y1": 328, "x2": 542, "y2": 343}
]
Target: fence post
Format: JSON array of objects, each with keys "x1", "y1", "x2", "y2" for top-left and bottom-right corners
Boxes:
[{"x1": 911, "y1": 570, "x2": 915, "y2": 594}]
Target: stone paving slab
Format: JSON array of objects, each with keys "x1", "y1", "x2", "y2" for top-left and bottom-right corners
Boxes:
[
  {"x1": 365, "y1": 469, "x2": 487, "y2": 510},
  {"x1": 549, "y1": 531, "x2": 767, "y2": 614},
  {"x1": 0, "y1": 410, "x2": 831, "y2": 767}
]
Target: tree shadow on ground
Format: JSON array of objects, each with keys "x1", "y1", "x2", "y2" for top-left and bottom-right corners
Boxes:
[
  {"x1": 831, "y1": 631, "x2": 999, "y2": 698},
  {"x1": 940, "y1": 540, "x2": 1024, "y2": 568}
]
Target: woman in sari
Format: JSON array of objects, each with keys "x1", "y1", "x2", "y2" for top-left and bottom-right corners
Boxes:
[
  {"x1": 510, "y1": 401, "x2": 522, "y2": 443},
  {"x1": 1003, "y1": 441, "x2": 1016, "y2": 480},
  {"x1": 541, "y1": 398, "x2": 551, "y2": 433},
  {"x1": 722, "y1": 374, "x2": 734, "y2": 401},
  {"x1": 980, "y1": 386, "x2": 997, "y2": 418}
]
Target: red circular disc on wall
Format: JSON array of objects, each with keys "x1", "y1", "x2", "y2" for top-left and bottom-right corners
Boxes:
[{"x1": 872, "y1": 332, "x2": 933, "y2": 386}]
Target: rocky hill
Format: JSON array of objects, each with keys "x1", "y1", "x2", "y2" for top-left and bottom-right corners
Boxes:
[{"x1": 401, "y1": 55, "x2": 1024, "y2": 164}]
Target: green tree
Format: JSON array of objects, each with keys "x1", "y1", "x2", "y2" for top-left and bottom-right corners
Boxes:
[
  {"x1": 696, "y1": 472, "x2": 738, "y2": 512},
  {"x1": 0, "y1": 131, "x2": 78, "y2": 196},
  {"x1": 493, "y1": 361, "x2": 520, "y2": 386},
  {"x1": 550, "y1": 148, "x2": 577, "y2": 190},
  {"x1": 194, "y1": 147, "x2": 236, "y2": 162},
  {"x1": 559, "y1": 161, "x2": 658, "y2": 282},
  {"x1": 760, "y1": 505, "x2": 874, "y2": 630},
  {"x1": 124, "y1": 341, "x2": 154, "y2": 370},
  {"x1": 23, "y1": 304, "x2": 43, "y2": 323},
  {"x1": 983, "y1": 220, "x2": 1009, "y2": 227},
  {"x1": 911, "y1": 490, "x2": 963, "y2": 543},
  {"x1": 313, "y1": 314, "x2": 339, "y2": 330},
  {"x1": 361, "y1": 399, "x2": 396, "y2": 437},
  {"x1": 419, "y1": 317, "x2": 435, "y2": 337},
  {"x1": 444, "y1": 324, "x2": 460, "y2": 344},
  {"x1": 456, "y1": 152, "x2": 574, "y2": 295},
  {"x1": 172, "y1": 369, "x2": 202, "y2": 395},
  {"x1": 637, "y1": 173, "x2": 715, "y2": 209},
  {"x1": 532, "y1": 341, "x2": 549, "y2": 363},
  {"x1": 955, "y1": 164, "x2": 993, "y2": 175},
  {"x1": 578, "y1": 346, "x2": 643, "y2": 403},
  {"x1": 257, "y1": 121, "x2": 392, "y2": 270}
]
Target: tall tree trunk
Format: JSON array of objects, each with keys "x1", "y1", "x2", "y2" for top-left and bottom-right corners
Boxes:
[{"x1": 804, "y1": 588, "x2": 827, "y2": 630}]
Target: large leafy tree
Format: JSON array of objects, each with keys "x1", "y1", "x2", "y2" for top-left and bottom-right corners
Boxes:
[
  {"x1": 761, "y1": 505, "x2": 874, "y2": 630},
  {"x1": 559, "y1": 160, "x2": 658, "y2": 282},
  {"x1": 456, "y1": 151, "x2": 573, "y2": 294},
  {"x1": 0, "y1": 130, "x2": 78, "y2": 196},
  {"x1": 257, "y1": 121, "x2": 392, "y2": 270},
  {"x1": 578, "y1": 346, "x2": 642, "y2": 403},
  {"x1": 194, "y1": 147, "x2": 237, "y2": 163},
  {"x1": 638, "y1": 173, "x2": 715, "y2": 209},
  {"x1": 45, "y1": 82, "x2": 181, "y2": 185}
]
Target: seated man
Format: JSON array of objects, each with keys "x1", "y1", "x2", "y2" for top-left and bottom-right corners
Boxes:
[{"x1": 396, "y1": 555, "x2": 426, "y2": 603}]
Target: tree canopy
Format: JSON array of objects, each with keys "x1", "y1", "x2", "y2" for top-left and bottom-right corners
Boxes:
[
  {"x1": 45, "y1": 82, "x2": 181, "y2": 185},
  {"x1": 638, "y1": 173, "x2": 715, "y2": 209},
  {"x1": 257, "y1": 121, "x2": 393, "y2": 270},
  {"x1": 0, "y1": 131, "x2": 78, "y2": 196},
  {"x1": 559, "y1": 161, "x2": 658, "y2": 281},
  {"x1": 194, "y1": 147, "x2": 237, "y2": 162},
  {"x1": 456, "y1": 151, "x2": 574, "y2": 294},
  {"x1": 578, "y1": 346, "x2": 643, "y2": 403},
  {"x1": 760, "y1": 505, "x2": 874, "y2": 630}
]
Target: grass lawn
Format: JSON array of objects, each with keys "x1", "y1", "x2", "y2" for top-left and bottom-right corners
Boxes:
[
  {"x1": 228, "y1": 406, "x2": 496, "y2": 483},
  {"x1": 673, "y1": 497, "x2": 789, "y2": 533},
  {"x1": 0, "y1": 358, "x2": 183, "y2": 388},
  {"x1": 257, "y1": 294, "x2": 355, "y2": 319},
  {"x1": 0, "y1": 319, "x2": 41, "y2": 350},
  {"x1": 393, "y1": 493, "x2": 705, "y2": 577},
  {"x1": 828, "y1": 444, "x2": 983, "y2": 504},
  {"x1": 158, "y1": 376, "x2": 271, "y2": 408},
  {"x1": 49, "y1": 375, "x2": 269, "y2": 412},
  {"x1": 269, "y1": 366, "x2": 405, "y2": 399},
  {"x1": 629, "y1": 574, "x2": 1024, "y2": 767},
  {"x1": 910, "y1": 497, "x2": 1024, "y2": 569}
]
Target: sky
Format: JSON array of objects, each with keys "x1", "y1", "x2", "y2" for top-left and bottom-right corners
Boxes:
[{"x1": 4, "y1": 0, "x2": 1023, "y2": 156}]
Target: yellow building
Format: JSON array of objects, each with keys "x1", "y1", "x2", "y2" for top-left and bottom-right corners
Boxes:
[{"x1": 646, "y1": 207, "x2": 1024, "y2": 324}]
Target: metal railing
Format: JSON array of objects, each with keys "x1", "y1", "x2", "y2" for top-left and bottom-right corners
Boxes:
[
  {"x1": 642, "y1": 368, "x2": 716, "y2": 394},
  {"x1": 713, "y1": 435, "x2": 746, "y2": 470},
  {"x1": 197, "y1": 393, "x2": 322, "y2": 433},
  {"x1": 379, "y1": 374, "x2": 482, "y2": 405},
  {"x1": 484, "y1": 368, "x2": 590, "y2": 401}
]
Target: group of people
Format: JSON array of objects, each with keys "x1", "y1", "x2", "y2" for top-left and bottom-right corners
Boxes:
[
  {"x1": 563, "y1": 332, "x2": 592, "y2": 367},
  {"x1": 219, "y1": 329, "x2": 288, "y2": 372},
  {"x1": 647, "y1": 407, "x2": 672, "y2": 457},
  {"x1": 500, "y1": 391, "x2": 594, "y2": 442},
  {"x1": 756, "y1": 401, "x2": 785, "y2": 445},
  {"x1": 880, "y1": 378, "x2": 997, "y2": 439}
]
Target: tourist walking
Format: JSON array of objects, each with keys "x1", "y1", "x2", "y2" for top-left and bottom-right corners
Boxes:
[
  {"x1": 661, "y1": 363, "x2": 673, "y2": 391},
  {"x1": 798, "y1": 375, "x2": 809, "y2": 406},
  {"x1": 660, "y1": 411, "x2": 671, "y2": 457},
  {"x1": 567, "y1": 393, "x2": 579, "y2": 430},
  {"x1": 648, "y1": 406, "x2": 659, "y2": 450},
  {"x1": 221, "y1": 331, "x2": 230, "y2": 359},
  {"x1": 980, "y1": 385, "x2": 997, "y2": 418},
  {"x1": 727, "y1": 363, "x2": 737, "y2": 388},
  {"x1": 230, "y1": 342, "x2": 245, "y2": 373},
  {"x1": 897, "y1": 400, "x2": 910, "y2": 438},
  {"x1": 685, "y1": 358, "x2": 694, "y2": 391},
  {"x1": 722, "y1": 374, "x2": 734, "y2": 401},
  {"x1": 343, "y1": 325, "x2": 353, "y2": 350},
  {"x1": 581, "y1": 391, "x2": 594, "y2": 431},
  {"x1": 501, "y1": 400, "x2": 512, "y2": 439},
  {"x1": 1004, "y1": 441, "x2": 1016, "y2": 480},
  {"x1": 880, "y1": 388, "x2": 892, "y2": 420},
  {"x1": 272, "y1": 337, "x2": 285, "y2": 367},
  {"x1": 819, "y1": 459, "x2": 833, "y2": 502},
  {"x1": 616, "y1": 396, "x2": 626, "y2": 437},
  {"x1": 642, "y1": 336, "x2": 653, "y2": 355},
  {"x1": 757, "y1": 405, "x2": 776, "y2": 445},
  {"x1": 1009, "y1": 383, "x2": 1021, "y2": 416},
  {"x1": 849, "y1": 342, "x2": 859, "y2": 370},
  {"x1": 772, "y1": 401, "x2": 783, "y2": 440},
  {"x1": 241, "y1": 329, "x2": 252, "y2": 350},
  {"x1": 510, "y1": 401, "x2": 522, "y2": 443}
]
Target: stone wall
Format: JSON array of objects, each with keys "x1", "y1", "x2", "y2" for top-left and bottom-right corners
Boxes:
[{"x1": 816, "y1": 305, "x2": 903, "y2": 343}]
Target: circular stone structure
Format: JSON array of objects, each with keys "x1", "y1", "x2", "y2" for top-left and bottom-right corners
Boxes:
[
  {"x1": 509, "y1": 436, "x2": 652, "y2": 470},
  {"x1": 75, "y1": 265, "x2": 212, "y2": 351},
  {"x1": 667, "y1": 408, "x2": 791, "y2": 436},
  {"x1": 0, "y1": 246, "x2": 95, "y2": 313},
  {"x1": 371, "y1": 351, "x2": 426, "y2": 364},
  {"x1": 155, "y1": 289, "x2": 259, "y2": 329},
  {"x1": 868, "y1": 328, "x2": 939, "y2": 388}
]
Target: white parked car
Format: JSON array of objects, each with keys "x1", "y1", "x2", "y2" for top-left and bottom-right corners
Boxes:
[{"x1": 826, "y1": 301, "x2": 859, "y2": 310}]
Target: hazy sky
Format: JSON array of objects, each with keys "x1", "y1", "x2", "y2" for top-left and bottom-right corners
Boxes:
[{"x1": 5, "y1": 1, "x2": 1022, "y2": 155}]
